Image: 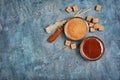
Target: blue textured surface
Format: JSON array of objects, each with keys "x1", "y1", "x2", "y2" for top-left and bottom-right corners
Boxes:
[{"x1": 0, "y1": 0, "x2": 120, "y2": 80}]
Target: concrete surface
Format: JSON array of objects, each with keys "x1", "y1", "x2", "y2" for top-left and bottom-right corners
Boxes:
[{"x1": 0, "y1": 0, "x2": 120, "y2": 80}]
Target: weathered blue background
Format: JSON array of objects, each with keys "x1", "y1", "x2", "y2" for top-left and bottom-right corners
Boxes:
[{"x1": 0, "y1": 0, "x2": 120, "y2": 80}]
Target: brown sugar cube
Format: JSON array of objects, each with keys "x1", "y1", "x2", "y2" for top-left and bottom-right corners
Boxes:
[
  {"x1": 89, "y1": 28, "x2": 95, "y2": 32},
  {"x1": 89, "y1": 23, "x2": 94, "y2": 28},
  {"x1": 65, "y1": 40, "x2": 71, "y2": 46},
  {"x1": 86, "y1": 16, "x2": 92, "y2": 22},
  {"x1": 95, "y1": 5, "x2": 102, "y2": 11},
  {"x1": 98, "y1": 26, "x2": 104, "y2": 31},
  {"x1": 94, "y1": 24, "x2": 100, "y2": 29},
  {"x1": 92, "y1": 18, "x2": 99, "y2": 23},
  {"x1": 73, "y1": 5, "x2": 78, "y2": 12},
  {"x1": 66, "y1": 6, "x2": 72, "y2": 13},
  {"x1": 71, "y1": 43, "x2": 76, "y2": 49}
]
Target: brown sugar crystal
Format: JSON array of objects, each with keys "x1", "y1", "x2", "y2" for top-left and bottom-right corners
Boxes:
[
  {"x1": 89, "y1": 23, "x2": 94, "y2": 28},
  {"x1": 89, "y1": 28, "x2": 95, "y2": 32},
  {"x1": 65, "y1": 40, "x2": 71, "y2": 46},
  {"x1": 95, "y1": 5, "x2": 102, "y2": 11},
  {"x1": 92, "y1": 18, "x2": 99, "y2": 23},
  {"x1": 73, "y1": 5, "x2": 79, "y2": 12},
  {"x1": 86, "y1": 16, "x2": 92, "y2": 22},
  {"x1": 71, "y1": 43, "x2": 76, "y2": 49},
  {"x1": 94, "y1": 24, "x2": 100, "y2": 29},
  {"x1": 94, "y1": 24, "x2": 104, "y2": 31},
  {"x1": 98, "y1": 25, "x2": 104, "y2": 31},
  {"x1": 66, "y1": 6, "x2": 72, "y2": 13}
]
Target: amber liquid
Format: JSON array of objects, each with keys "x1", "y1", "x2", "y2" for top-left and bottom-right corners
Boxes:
[{"x1": 81, "y1": 37, "x2": 104, "y2": 60}]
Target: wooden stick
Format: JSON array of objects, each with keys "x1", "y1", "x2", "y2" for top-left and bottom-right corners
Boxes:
[{"x1": 47, "y1": 26, "x2": 64, "y2": 43}]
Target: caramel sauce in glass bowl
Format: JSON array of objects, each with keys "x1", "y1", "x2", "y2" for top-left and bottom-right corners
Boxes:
[{"x1": 80, "y1": 36, "x2": 105, "y2": 61}]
